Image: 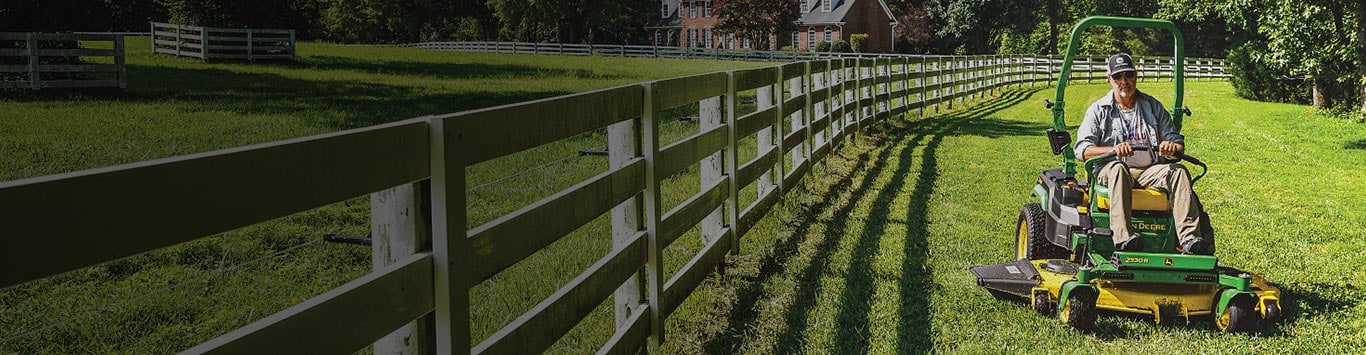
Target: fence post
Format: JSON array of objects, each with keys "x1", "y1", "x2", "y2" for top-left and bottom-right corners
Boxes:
[
  {"x1": 428, "y1": 117, "x2": 472, "y2": 355},
  {"x1": 609, "y1": 101, "x2": 646, "y2": 354},
  {"x1": 812, "y1": 61, "x2": 826, "y2": 148},
  {"x1": 758, "y1": 72, "x2": 777, "y2": 202},
  {"x1": 372, "y1": 182, "x2": 436, "y2": 355},
  {"x1": 26, "y1": 33, "x2": 38, "y2": 89},
  {"x1": 699, "y1": 92, "x2": 726, "y2": 248},
  {"x1": 790, "y1": 65, "x2": 808, "y2": 167},
  {"x1": 247, "y1": 30, "x2": 255, "y2": 62},
  {"x1": 640, "y1": 82, "x2": 666, "y2": 346},
  {"x1": 289, "y1": 30, "x2": 296, "y2": 59},
  {"x1": 724, "y1": 71, "x2": 740, "y2": 256},
  {"x1": 115, "y1": 35, "x2": 126, "y2": 89}
]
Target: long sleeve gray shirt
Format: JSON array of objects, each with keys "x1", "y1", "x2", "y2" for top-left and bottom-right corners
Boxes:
[{"x1": 1073, "y1": 89, "x2": 1184, "y2": 159}]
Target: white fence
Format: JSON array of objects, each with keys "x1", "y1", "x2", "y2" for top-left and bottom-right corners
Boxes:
[
  {"x1": 2, "y1": 53, "x2": 1205, "y2": 353},
  {"x1": 412, "y1": 41, "x2": 1231, "y2": 81},
  {"x1": 150, "y1": 22, "x2": 295, "y2": 61},
  {"x1": 0, "y1": 32, "x2": 126, "y2": 89}
]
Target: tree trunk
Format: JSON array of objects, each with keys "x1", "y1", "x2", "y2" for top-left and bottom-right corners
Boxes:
[
  {"x1": 1313, "y1": 76, "x2": 1333, "y2": 110},
  {"x1": 1358, "y1": 0, "x2": 1366, "y2": 114},
  {"x1": 1046, "y1": 0, "x2": 1059, "y2": 55}
]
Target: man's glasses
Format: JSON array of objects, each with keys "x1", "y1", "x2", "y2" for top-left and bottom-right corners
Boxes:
[{"x1": 1110, "y1": 72, "x2": 1137, "y2": 80}]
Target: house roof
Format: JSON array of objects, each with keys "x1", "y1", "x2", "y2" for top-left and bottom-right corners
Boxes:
[{"x1": 796, "y1": 0, "x2": 896, "y2": 25}]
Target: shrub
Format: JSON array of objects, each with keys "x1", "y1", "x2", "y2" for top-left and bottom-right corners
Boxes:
[
  {"x1": 814, "y1": 41, "x2": 831, "y2": 52},
  {"x1": 830, "y1": 40, "x2": 850, "y2": 53},
  {"x1": 779, "y1": 45, "x2": 800, "y2": 52},
  {"x1": 849, "y1": 33, "x2": 869, "y2": 52},
  {"x1": 1227, "y1": 41, "x2": 1310, "y2": 104}
]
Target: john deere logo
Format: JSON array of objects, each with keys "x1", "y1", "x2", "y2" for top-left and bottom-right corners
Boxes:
[
  {"x1": 1136, "y1": 223, "x2": 1167, "y2": 231},
  {"x1": 1124, "y1": 257, "x2": 1149, "y2": 264},
  {"x1": 1164, "y1": 258, "x2": 1173, "y2": 266}
]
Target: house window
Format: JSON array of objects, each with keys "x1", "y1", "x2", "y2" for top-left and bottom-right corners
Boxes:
[
  {"x1": 704, "y1": 28, "x2": 713, "y2": 48},
  {"x1": 689, "y1": 2, "x2": 696, "y2": 18},
  {"x1": 801, "y1": 0, "x2": 810, "y2": 12},
  {"x1": 824, "y1": 26, "x2": 832, "y2": 42},
  {"x1": 823, "y1": 0, "x2": 831, "y2": 12},
  {"x1": 661, "y1": 2, "x2": 668, "y2": 18},
  {"x1": 705, "y1": 1, "x2": 713, "y2": 17},
  {"x1": 655, "y1": 31, "x2": 662, "y2": 45},
  {"x1": 742, "y1": 38, "x2": 751, "y2": 49},
  {"x1": 792, "y1": 32, "x2": 800, "y2": 48},
  {"x1": 807, "y1": 27, "x2": 815, "y2": 48},
  {"x1": 690, "y1": 28, "x2": 698, "y2": 47}
]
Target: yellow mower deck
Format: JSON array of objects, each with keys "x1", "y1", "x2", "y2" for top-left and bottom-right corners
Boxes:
[{"x1": 1022, "y1": 259, "x2": 1282, "y2": 323}]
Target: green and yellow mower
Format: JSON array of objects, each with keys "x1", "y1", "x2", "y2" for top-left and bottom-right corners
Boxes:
[{"x1": 969, "y1": 16, "x2": 1282, "y2": 333}]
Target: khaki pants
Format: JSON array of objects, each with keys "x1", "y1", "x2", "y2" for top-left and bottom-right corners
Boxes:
[{"x1": 1096, "y1": 162, "x2": 1202, "y2": 245}]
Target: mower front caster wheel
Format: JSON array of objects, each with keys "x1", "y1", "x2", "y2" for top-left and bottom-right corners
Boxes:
[
  {"x1": 1060, "y1": 288, "x2": 1097, "y2": 331},
  {"x1": 1216, "y1": 296, "x2": 1257, "y2": 334}
]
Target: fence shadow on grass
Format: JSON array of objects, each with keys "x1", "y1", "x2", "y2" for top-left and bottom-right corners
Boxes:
[
  {"x1": 698, "y1": 87, "x2": 1045, "y2": 353},
  {"x1": 121, "y1": 64, "x2": 570, "y2": 129},
  {"x1": 1345, "y1": 138, "x2": 1366, "y2": 150}
]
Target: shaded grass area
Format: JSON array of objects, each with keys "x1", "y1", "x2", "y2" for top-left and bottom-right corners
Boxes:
[
  {"x1": 664, "y1": 82, "x2": 1366, "y2": 353},
  {"x1": 0, "y1": 40, "x2": 768, "y2": 353}
]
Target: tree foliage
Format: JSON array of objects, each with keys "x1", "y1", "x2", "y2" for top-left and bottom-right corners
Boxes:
[
  {"x1": 487, "y1": 0, "x2": 654, "y2": 44},
  {"x1": 714, "y1": 0, "x2": 800, "y2": 50}
]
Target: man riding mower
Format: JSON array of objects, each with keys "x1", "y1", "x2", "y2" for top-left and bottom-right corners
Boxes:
[{"x1": 968, "y1": 16, "x2": 1282, "y2": 334}]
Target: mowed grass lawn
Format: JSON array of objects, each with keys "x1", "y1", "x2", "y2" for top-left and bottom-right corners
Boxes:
[{"x1": 662, "y1": 81, "x2": 1366, "y2": 352}]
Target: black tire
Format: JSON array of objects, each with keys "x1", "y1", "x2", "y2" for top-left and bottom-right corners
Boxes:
[
  {"x1": 1256, "y1": 299, "x2": 1278, "y2": 324},
  {"x1": 1032, "y1": 289, "x2": 1053, "y2": 316},
  {"x1": 1217, "y1": 295, "x2": 1257, "y2": 334},
  {"x1": 1060, "y1": 287, "x2": 1097, "y2": 332},
  {"x1": 1016, "y1": 202, "x2": 1068, "y2": 260}
]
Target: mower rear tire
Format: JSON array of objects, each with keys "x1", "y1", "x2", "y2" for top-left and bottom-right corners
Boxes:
[
  {"x1": 1060, "y1": 287, "x2": 1097, "y2": 332},
  {"x1": 1017, "y1": 203, "x2": 1067, "y2": 260}
]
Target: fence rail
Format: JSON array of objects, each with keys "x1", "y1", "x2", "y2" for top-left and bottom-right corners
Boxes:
[
  {"x1": 150, "y1": 22, "x2": 296, "y2": 61},
  {"x1": 413, "y1": 41, "x2": 1231, "y2": 81},
  {"x1": 0, "y1": 32, "x2": 126, "y2": 90},
  {"x1": 1, "y1": 51, "x2": 1221, "y2": 353}
]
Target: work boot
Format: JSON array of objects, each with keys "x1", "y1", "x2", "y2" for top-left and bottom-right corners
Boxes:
[
  {"x1": 1179, "y1": 237, "x2": 1210, "y2": 255},
  {"x1": 1115, "y1": 237, "x2": 1143, "y2": 252}
]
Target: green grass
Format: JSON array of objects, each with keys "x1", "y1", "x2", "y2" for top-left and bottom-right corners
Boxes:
[
  {"x1": 0, "y1": 38, "x2": 768, "y2": 353},
  {"x1": 660, "y1": 81, "x2": 1366, "y2": 352}
]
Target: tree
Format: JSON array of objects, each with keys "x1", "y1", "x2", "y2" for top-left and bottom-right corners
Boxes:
[
  {"x1": 922, "y1": 0, "x2": 1042, "y2": 53},
  {"x1": 714, "y1": 0, "x2": 800, "y2": 50},
  {"x1": 487, "y1": 0, "x2": 653, "y2": 44},
  {"x1": 1162, "y1": 0, "x2": 1361, "y2": 112}
]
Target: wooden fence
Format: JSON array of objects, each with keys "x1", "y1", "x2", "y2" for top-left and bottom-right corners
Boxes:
[
  {"x1": 150, "y1": 22, "x2": 295, "y2": 61},
  {"x1": 1, "y1": 54, "x2": 1199, "y2": 354},
  {"x1": 0, "y1": 33, "x2": 126, "y2": 90},
  {"x1": 413, "y1": 41, "x2": 1231, "y2": 81}
]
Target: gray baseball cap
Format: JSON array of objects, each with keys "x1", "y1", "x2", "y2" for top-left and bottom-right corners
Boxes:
[{"x1": 1107, "y1": 53, "x2": 1137, "y2": 76}]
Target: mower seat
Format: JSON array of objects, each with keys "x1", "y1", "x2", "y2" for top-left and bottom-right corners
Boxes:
[{"x1": 1094, "y1": 186, "x2": 1171, "y2": 211}]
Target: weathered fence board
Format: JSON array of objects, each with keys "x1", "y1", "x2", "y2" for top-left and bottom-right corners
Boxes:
[
  {"x1": 0, "y1": 32, "x2": 126, "y2": 90},
  {"x1": 151, "y1": 22, "x2": 295, "y2": 61}
]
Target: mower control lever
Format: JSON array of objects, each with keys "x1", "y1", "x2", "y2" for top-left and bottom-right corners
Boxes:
[
  {"x1": 1182, "y1": 106, "x2": 1192, "y2": 116},
  {"x1": 1044, "y1": 99, "x2": 1054, "y2": 109}
]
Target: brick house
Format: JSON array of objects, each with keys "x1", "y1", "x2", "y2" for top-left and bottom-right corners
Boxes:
[
  {"x1": 645, "y1": 0, "x2": 783, "y2": 50},
  {"x1": 792, "y1": 0, "x2": 898, "y2": 53}
]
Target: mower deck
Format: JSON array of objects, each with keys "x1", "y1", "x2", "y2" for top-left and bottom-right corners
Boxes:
[{"x1": 971, "y1": 259, "x2": 1281, "y2": 323}]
